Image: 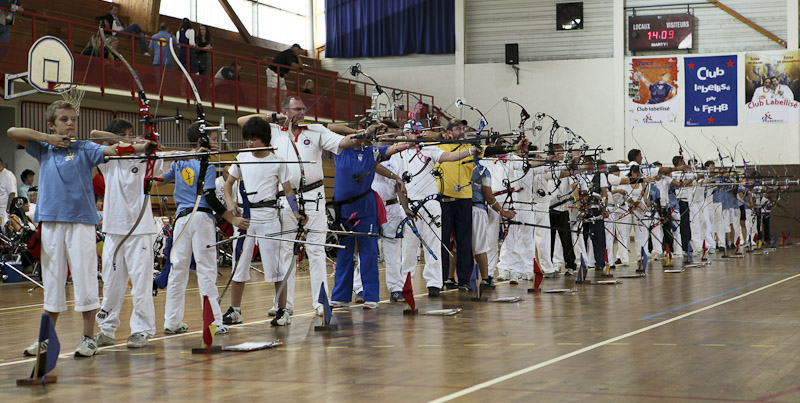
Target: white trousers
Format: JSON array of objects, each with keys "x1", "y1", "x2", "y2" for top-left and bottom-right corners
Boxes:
[
  {"x1": 570, "y1": 208, "x2": 588, "y2": 266},
  {"x1": 471, "y1": 206, "x2": 490, "y2": 255},
  {"x1": 400, "y1": 200, "x2": 443, "y2": 288},
  {"x1": 266, "y1": 69, "x2": 288, "y2": 90},
  {"x1": 614, "y1": 211, "x2": 632, "y2": 264},
  {"x1": 532, "y1": 209, "x2": 554, "y2": 274},
  {"x1": 605, "y1": 213, "x2": 616, "y2": 264},
  {"x1": 165, "y1": 213, "x2": 222, "y2": 328},
  {"x1": 670, "y1": 207, "x2": 684, "y2": 255},
  {"x1": 232, "y1": 215, "x2": 283, "y2": 283},
  {"x1": 354, "y1": 203, "x2": 405, "y2": 293},
  {"x1": 486, "y1": 207, "x2": 501, "y2": 277},
  {"x1": 497, "y1": 209, "x2": 535, "y2": 276},
  {"x1": 632, "y1": 210, "x2": 650, "y2": 260},
  {"x1": 40, "y1": 222, "x2": 100, "y2": 313},
  {"x1": 712, "y1": 202, "x2": 726, "y2": 247},
  {"x1": 704, "y1": 199, "x2": 716, "y2": 250},
  {"x1": 279, "y1": 201, "x2": 328, "y2": 310},
  {"x1": 99, "y1": 233, "x2": 156, "y2": 338},
  {"x1": 689, "y1": 201, "x2": 709, "y2": 253}
]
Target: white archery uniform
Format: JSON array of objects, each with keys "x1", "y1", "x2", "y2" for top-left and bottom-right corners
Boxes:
[
  {"x1": 270, "y1": 123, "x2": 343, "y2": 312},
  {"x1": 497, "y1": 159, "x2": 551, "y2": 279},
  {"x1": 215, "y1": 175, "x2": 237, "y2": 206},
  {"x1": 230, "y1": 153, "x2": 289, "y2": 284},
  {"x1": 704, "y1": 182, "x2": 717, "y2": 252},
  {"x1": 352, "y1": 160, "x2": 405, "y2": 294},
  {"x1": 97, "y1": 157, "x2": 170, "y2": 340},
  {"x1": 689, "y1": 178, "x2": 710, "y2": 253},
  {"x1": 653, "y1": 174, "x2": 672, "y2": 256},
  {"x1": 628, "y1": 182, "x2": 650, "y2": 261},
  {"x1": 486, "y1": 159, "x2": 510, "y2": 278},
  {"x1": 0, "y1": 167, "x2": 16, "y2": 225},
  {"x1": 609, "y1": 180, "x2": 631, "y2": 265},
  {"x1": 390, "y1": 146, "x2": 446, "y2": 290},
  {"x1": 529, "y1": 165, "x2": 564, "y2": 275}
]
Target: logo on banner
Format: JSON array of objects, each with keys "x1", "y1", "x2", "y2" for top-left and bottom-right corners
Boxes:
[{"x1": 685, "y1": 55, "x2": 737, "y2": 126}]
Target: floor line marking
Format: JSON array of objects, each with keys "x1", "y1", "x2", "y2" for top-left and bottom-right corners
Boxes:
[
  {"x1": 427, "y1": 272, "x2": 800, "y2": 403},
  {"x1": 653, "y1": 343, "x2": 678, "y2": 346},
  {"x1": 639, "y1": 268, "x2": 800, "y2": 320},
  {"x1": 0, "y1": 287, "x2": 431, "y2": 369}
]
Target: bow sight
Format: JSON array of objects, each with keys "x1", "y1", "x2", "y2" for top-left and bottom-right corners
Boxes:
[{"x1": 350, "y1": 63, "x2": 402, "y2": 123}]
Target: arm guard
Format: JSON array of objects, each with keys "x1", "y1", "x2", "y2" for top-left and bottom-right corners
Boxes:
[{"x1": 203, "y1": 189, "x2": 228, "y2": 216}]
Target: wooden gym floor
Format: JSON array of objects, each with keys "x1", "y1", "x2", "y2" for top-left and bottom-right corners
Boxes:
[{"x1": 1, "y1": 246, "x2": 799, "y2": 402}]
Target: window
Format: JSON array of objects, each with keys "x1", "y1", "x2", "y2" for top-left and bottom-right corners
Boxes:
[
  {"x1": 256, "y1": 3, "x2": 307, "y2": 46},
  {"x1": 556, "y1": 2, "x2": 583, "y2": 31}
]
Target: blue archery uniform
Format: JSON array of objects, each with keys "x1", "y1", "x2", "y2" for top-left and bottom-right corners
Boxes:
[
  {"x1": 471, "y1": 163, "x2": 490, "y2": 210},
  {"x1": 162, "y1": 159, "x2": 217, "y2": 216},
  {"x1": 26, "y1": 140, "x2": 106, "y2": 224},
  {"x1": 331, "y1": 145, "x2": 390, "y2": 304}
]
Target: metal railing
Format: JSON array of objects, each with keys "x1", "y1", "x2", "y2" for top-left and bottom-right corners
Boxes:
[{"x1": 1, "y1": 8, "x2": 434, "y2": 123}]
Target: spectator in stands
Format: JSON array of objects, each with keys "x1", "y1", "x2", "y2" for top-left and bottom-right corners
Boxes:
[
  {"x1": 176, "y1": 18, "x2": 198, "y2": 74},
  {"x1": 215, "y1": 61, "x2": 242, "y2": 81},
  {"x1": 0, "y1": 156, "x2": 17, "y2": 225},
  {"x1": 96, "y1": 3, "x2": 150, "y2": 56},
  {"x1": 150, "y1": 22, "x2": 175, "y2": 69},
  {"x1": 18, "y1": 169, "x2": 34, "y2": 200},
  {"x1": 0, "y1": 0, "x2": 23, "y2": 60},
  {"x1": 267, "y1": 43, "x2": 303, "y2": 91},
  {"x1": 302, "y1": 79, "x2": 314, "y2": 94},
  {"x1": 197, "y1": 24, "x2": 215, "y2": 76},
  {"x1": 27, "y1": 186, "x2": 37, "y2": 217},
  {"x1": 81, "y1": 34, "x2": 118, "y2": 60}
]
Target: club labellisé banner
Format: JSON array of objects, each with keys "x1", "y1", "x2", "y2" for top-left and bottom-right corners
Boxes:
[
  {"x1": 627, "y1": 57, "x2": 681, "y2": 126},
  {"x1": 744, "y1": 51, "x2": 800, "y2": 123},
  {"x1": 684, "y1": 55, "x2": 738, "y2": 126}
]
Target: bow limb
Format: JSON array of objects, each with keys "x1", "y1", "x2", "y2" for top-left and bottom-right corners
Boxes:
[
  {"x1": 169, "y1": 37, "x2": 208, "y2": 247},
  {"x1": 100, "y1": 26, "x2": 161, "y2": 270}
]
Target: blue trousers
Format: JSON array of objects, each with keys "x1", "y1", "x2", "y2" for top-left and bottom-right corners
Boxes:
[
  {"x1": 332, "y1": 215, "x2": 379, "y2": 303},
  {"x1": 440, "y1": 198, "x2": 473, "y2": 285}
]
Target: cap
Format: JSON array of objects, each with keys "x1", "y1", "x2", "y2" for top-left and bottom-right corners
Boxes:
[
  {"x1": 291, "y1": 43, "x2": 303, "y2": 50},
  {"x1": 446, "y1": 118, "x2": 468, "y2": 131}
]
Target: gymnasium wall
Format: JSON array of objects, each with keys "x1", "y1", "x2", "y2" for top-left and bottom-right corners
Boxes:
[{"x1": 321, "y1": 0, "x2": 800, "y2": 165}]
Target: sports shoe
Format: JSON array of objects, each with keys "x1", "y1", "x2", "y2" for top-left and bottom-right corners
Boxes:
[
  {"x1": 268, "y1": 307, "x2": 294, "y2": 316},
  {"x1": 487, "y1": 276, "x2": 496, "y2": 287},
  {"x1": 522, "y1": 273, "x2": 533, "y2": 281},
  {"x1": 614, "y1": 258, "x2": 622, "y2": 265},
  {"x1": 544, "y1": 272, "x2": 559, "y2": 278},
  {"x1": 443, "y1": 278, "x2": 458, "y2": 289},
  {"x1": 23, "y1": 339, "x2": 47, "y2": 356},
  {"x1": 363, "y1": 301, "x2": 378, "y2": 309},
  {"x1": 75, "y1": 336, "x2": 98, "y2": 357},
  {"x1": 94, "y1": 332, "x2": 115, "y2": 347},
  {"x1": 390, "y1": 291, "x2": 405, "y2": 302},
  {"x1": 270, "y1": 308, "x2": 291, "y2": 326},
  {"x1": 315, "y1": 305, "x2": 325, "y2": 316},
  {"x1": 497, "y1": 270, "x2": 510, "y2": 281},
  {"x1": 126, "y1": 333, "x2": 148, "y2": 348},
  {"x1": 564, "y1": 268, "x2": 575, "y2": 276},
  {"x1": 143, "y1": 51, "x2": 152, "y2": 57},
  {"x1": 330, "y1": 301, "x2": 349, "y2": 308},
  {"x1": 480, "y1": 279, "x2": 495, "y2": 290},
  {"x1": 509, "y1": 273, "x2": 520, "y2": 285},
  {"x1": 354, "y1": 291, "x2": 364, "y2": 303},
  {"x1": 457, "y1": 284, "x2": 471, "y2": 292},
  {"x1": 222, "y1": 306, "x2": 242, "y2": 325},
  {"x1": 165, "y1": 323, "x2": 189, "y2": 334},
  {"x1": 215, "y1": 324, "x2": 229, "y2": 335},
  {"x1": 427, "y1": 287, "x2": 440, "y2": 297}
]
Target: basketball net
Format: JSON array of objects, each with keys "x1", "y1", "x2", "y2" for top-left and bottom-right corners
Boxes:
[{"x1": 49, "y1": 82, "x2": 85, "y2": 116}]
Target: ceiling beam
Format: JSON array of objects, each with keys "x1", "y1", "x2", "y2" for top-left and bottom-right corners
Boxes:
[{"x1": 218, "y1": 0, "x2": 253, "y2": 44}]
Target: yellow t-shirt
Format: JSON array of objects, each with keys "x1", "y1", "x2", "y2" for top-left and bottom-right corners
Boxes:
[{"x1": 436, "y1": 143, "x2": 477, "y2": 199}]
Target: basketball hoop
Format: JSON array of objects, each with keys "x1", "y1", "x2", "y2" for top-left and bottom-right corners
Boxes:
[{"x1": 49, "y1": 81, "x2": 85, "y2": 116}]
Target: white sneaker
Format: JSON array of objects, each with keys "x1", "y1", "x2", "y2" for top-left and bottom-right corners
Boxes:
[
  {"x1": 509, "y1": 273, "x2": 520, "y2": 285},
  {"x1": 165, "y1": 323, "x2": 189, "y2": 334},
  {"x1": 75, "y1": 336, "x2": 98, "y2": 357},
  {"x1": 94, "y1": 332, "x2": 115, "y2": 347},
  {"x1": 497, "y1": 270, "x2": 511, "y2": 281},
  {"x1": 126, "y1": 333, "x2": 148, "y2": 348},
  {"x1": 315, "y1": 305, "x2": 325, "y2": 316},
  {"x1": 330, "y1": 301, "x2": 349, "y2": 308},
  {"x1": 363, "y1": 301, "x2": 378, "y2": 309},
  {"x1": 268, "y1": 307, "x2": 293, "y2": 316},
  {"x1": 270, "y1": 308, "x2": 291, "y2": 326},
  {"x1": 215, "y1": 324, "x2": 229, "y2": 335},
  {"x1": 222, "y1": 306, "x2": 242, "y2": 325},
  {"x1": 23, "y1": 339, "x2": 47, "y2": 356}
]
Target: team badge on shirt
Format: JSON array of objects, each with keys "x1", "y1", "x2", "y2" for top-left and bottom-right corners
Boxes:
[
  {"x1": 131, "y1": 167, "x2": 139, "y2": 174},
  {"x1": 65, "y1": 151, "x2": 75, "y2": 162},
  {"x1": 303, "y1": 138, "x2": 311, "y2": 146},
  {"x1": 181, "y1": 167, "x2": 195, "y2": 185}
]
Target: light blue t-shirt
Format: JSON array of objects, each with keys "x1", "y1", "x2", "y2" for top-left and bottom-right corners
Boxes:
[
  {"x1": 471, "y1": 163, "x2": 490, "y2": 210},
  {"x1": 26, "y1": 140, "x2": 106, "y2": 224},
  {"x1": 149, "y1": 31, "x2": 175, "y2": 66},
  {"x1": 163, "y1": 159, "x2": 216, "y2": 215}
]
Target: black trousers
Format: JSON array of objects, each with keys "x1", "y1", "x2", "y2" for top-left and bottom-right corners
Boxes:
[
  {"x1": 678, "y1": 201, "x2": 691, "y2": 254},
  {"x1": 757, "y1": 211, "x2": 772, "y2": 242},
  {"x1": 582, "y1": 208, "x2": 606, "y2": 268},
  {"x1": 440, "y1": 198, "x2": 473, "y2": 285},
  {"x1": 550, "y1": 209, "x2": 576, "y2": 269},
  {"x1": 660, "y1": 206, "x2": 675, "y2": 253}
]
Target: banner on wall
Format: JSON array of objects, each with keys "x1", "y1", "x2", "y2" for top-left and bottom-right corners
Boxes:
[
  {"x1": 685, "y1": 56, "x2": 738, "y2": 126},
  {"x1": 744, "y1": 51, "x2": 800, "y2": 123},
  {"x1": 627, "y1": 57, "x2": 681, "y2": 126}
]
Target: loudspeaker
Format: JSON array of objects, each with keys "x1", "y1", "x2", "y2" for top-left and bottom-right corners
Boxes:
[{"x1": 505, "y1": 43, "x2": 519, "y2": 65}]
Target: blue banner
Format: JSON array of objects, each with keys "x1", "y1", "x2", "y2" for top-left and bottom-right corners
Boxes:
[{"x1": 685, "y1": 55, "x2": 738, "y2": 126}]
